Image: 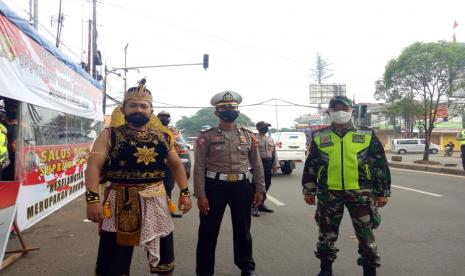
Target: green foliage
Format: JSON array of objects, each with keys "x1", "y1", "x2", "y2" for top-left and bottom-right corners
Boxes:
[
  {"x1": 375, "y1": 41, "x2": 465, "y2": 160},
  {"x1": 175, "y1": 107, "x2": 255, "y2": 137}
]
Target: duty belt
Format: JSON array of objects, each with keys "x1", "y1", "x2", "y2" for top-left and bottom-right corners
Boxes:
[{"x1": 206, "y1": 171, "x2": 250, "y2": 182}]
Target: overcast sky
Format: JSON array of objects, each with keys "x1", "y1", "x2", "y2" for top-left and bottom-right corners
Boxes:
[{"x1": 5, "y1": 0, "x2": 465, "y2": 128}]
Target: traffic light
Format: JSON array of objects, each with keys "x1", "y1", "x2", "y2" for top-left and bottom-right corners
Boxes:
[{"x1": 203, "y1": 54, "x2": 209, "y2": 70}]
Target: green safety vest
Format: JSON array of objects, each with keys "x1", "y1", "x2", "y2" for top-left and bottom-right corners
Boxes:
[
  {"x1": 0, "y1": 124, "x2": 7, "y2": 164},
  {"x1": 314, "y1": 128, "x2": 372, "y2": 190},
  {"x1": 460, "y1": 130, "x2": 465, "y2": 145}
]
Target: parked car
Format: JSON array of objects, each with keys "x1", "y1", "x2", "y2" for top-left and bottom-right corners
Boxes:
[
  {"x1": 184, "y1": 136, "x2": 198, "y2": 150},
  {"x1": 172, "y1": 130, "x2": 192, "y2": 178},
  {"x1": 270, "y1": 132, "x2": 307, "y2": 175},
  {"x1": 391, "y1": 138, "x2": 440, "y2": 154}
]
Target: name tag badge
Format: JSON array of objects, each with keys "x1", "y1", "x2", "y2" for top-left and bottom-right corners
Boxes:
[{"x1": 352, "y1": 134, "x2": 365, "y2": 143}]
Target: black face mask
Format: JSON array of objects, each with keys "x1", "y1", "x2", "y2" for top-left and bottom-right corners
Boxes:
[
  {"x1": 258, "y1": 127, "x2": 269, "y2": 134},
  {"x1": 218, "y1": 110, "x2": 239, "y2": 122},
  {"x1": 159, "y1": 118, "x2": 170, "y2": 126},
  {"x1": 125, "y1": 113, "x2": 150, "y2": 127}
]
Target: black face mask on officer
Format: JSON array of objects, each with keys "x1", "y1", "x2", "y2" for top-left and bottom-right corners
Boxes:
[
  {"x1": 258, "y1": 127, "x2": 269, "y2": 134},
  {"x1": 159, "y1": 118, "x2": 170, "y2": 126},
  {"x1": 218, "y1": 110, "x2": 239, "y2": 122},
  {"x1": 125, "y1": 112, "x2": 150, "y2": 127}
]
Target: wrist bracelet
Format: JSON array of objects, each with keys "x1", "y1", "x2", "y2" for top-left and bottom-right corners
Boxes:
[
  {"x1": 86, "y1": 190, "x2": 100, "y2": 204},
  {"x1": 180, "y1": 187, "x2": 191, "y2": 197}
]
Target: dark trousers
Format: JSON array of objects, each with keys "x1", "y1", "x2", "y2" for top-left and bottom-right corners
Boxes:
[
  {"x1": 163, "y1": 167, "x2": 175, "y2": 198},
  {"x1": 461, "y1": 145, "x2": 465, "y2": 171},
  {"x1": 196, "y1": 178, "x2": 255, "y2": 276},
  {"x1": 261, "y1": 159, "x2": 273, "y2": 202},
  {"x1": 96, "y1": 231, "x2": 174, "y2": 275}
]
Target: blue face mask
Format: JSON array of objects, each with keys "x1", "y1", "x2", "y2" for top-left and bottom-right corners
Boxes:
[{"x1": 218, "y1": 110, "x2": 239, "y2": 122}]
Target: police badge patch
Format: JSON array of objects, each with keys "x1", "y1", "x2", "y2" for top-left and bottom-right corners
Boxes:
[
  {"x1": 320, "y1": 135, "x2": 333, "y2": 147},
  {"x1": 352, "y1": 134, "x2": 365, "y2": 143}
]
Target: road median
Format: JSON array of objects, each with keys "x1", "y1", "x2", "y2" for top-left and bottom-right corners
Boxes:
[{"x1": 389, "y1": 161, "x2": 465, "y2": 176}]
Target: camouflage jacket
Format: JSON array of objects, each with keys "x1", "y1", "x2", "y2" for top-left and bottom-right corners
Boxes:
[{"x1": 301, "y1": 124, "x2": 391, "y2": 197}]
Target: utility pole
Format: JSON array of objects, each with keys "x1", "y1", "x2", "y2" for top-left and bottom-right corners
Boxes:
[
  {"x1": 124, "y1": 43, "x2": 128, "y2": 92},
  {"x1": 275, "y1": 99, "x2": 279, "y2": 131},
  {"x1": 54, "y1": 0, "x2": 63, "y2": 48},
  {"x1": 92, "y1": 0, "x2": 97, "y2": 78},
  {"x1": 87, "y1": 20, "x2": 92, "y2": 74},
  {"x1": 29, "y1": 0, "x2": 39, "y2": 30}
]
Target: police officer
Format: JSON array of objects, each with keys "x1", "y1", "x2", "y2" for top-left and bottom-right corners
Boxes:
[
  {"x1": 194, "y1": 91, "x2": 265, "y2": 276},
  {"x1": 456, "y1": 128, "x2": 465, "y2": 170},
  {"x1": 0, "y1": 105, "x2": 8, "y2": 180},
  {"x1": 302, "y1": 96, "x2": 391, "y2": 276},
  {"x1": 157, "y1": 110, "x2": 183, "y2": 218},
  {"x1": 253, "y1": 121, "x2": 278, "y2": 216}
]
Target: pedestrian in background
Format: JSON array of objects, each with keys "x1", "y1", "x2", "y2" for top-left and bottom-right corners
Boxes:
[
  {"x1": 302, "y1": 95, "x2": 391, "y2": 276},
  {"x1": 456, "y1": 128, "x2": 465, "y2": 170},
  {"x1": 0, "y1": 104, "x2": 8, "y2": 180},
  {"x1": 194, "y1": 91, "x2": 265, "y2": 276},
  {"x1": 253, "y1": 121, "x2": 278, "y2": 216},
  {"x1": 158, "y1": 110, "x2": 184, "y2": 218}
]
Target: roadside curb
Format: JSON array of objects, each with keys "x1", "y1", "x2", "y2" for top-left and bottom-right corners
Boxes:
[{"x1": 389, "y1": 162, "x2": 465, "y2": 176}]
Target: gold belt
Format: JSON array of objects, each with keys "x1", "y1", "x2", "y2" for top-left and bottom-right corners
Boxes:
[{"x1": 110, "y1": 181, "x2": 165, "y2": 198}]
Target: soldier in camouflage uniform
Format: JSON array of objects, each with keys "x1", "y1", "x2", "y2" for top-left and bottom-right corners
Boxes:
[{"x1": 302, "y1": 96, "x2": 391, "y2": 276}]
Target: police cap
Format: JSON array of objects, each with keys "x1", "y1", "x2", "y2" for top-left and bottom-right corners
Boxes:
[
  {"x1": 210, "y1": 91, "x2": 242, "y2": 107},
  {"x1": 328, "y1": 95, "x2": 353, "y2": 108},
  {"x1": 256, "y1": 121, "x2": 271, "y2": 128}
]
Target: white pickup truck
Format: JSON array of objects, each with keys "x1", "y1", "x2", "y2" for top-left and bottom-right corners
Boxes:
[{"x1": 270, "y1": 132, "x2": 307, "y2": 175}]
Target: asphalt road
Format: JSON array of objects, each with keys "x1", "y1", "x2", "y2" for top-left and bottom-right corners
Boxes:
[{"x1": 2, "y1": 163, "x2": 465, "y2": 276}]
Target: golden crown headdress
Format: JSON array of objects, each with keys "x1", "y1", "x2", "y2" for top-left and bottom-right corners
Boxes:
[{"x1": 123, "y1": 78, "x2": 153, "y2": 104}]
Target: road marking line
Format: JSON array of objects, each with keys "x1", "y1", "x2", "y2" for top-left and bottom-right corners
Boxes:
[
  {"x1": 392, "y1": 185, "x2": 443, "y2": 197},
  {"x1": 266, "y1": 195, "x2": 286, "y2": 206},
  {"x1": 390, "y1": 167, "x2": 465, "y2": 178}
]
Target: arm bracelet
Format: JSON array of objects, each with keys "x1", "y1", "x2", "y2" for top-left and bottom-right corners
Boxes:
[
  {"x1": 85, "y1": 190, "x2": 100, "y2": 204},
  {"x1": 180, "y1": 187, "x2": 191, "y2": 197}
]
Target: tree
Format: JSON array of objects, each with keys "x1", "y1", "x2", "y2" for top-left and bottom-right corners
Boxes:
[
  {"x1": 294, "y1": 113, "x2": 313, "y2": 124},
  {"x1": 376, "y1": 97, "x2": 422, "y2": 138},
  {"x1": 175, "y1": 107, "x2": 255, "y2": 138},
  {"x1": 375, "y1": 41, "x2": 465, "y2": 161}
]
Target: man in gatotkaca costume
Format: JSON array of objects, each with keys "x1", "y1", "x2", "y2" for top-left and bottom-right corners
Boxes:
[{"x1": 85, "y1": 79, "x2": 192, "y2": 276}]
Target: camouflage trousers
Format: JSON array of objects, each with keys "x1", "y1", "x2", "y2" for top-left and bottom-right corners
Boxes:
[{"x1": 314, "y1": 189, "x2": 381, "y2": 267}]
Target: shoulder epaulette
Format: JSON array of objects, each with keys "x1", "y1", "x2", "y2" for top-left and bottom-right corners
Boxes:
[
  {"x1": 240, "y1": 126, "x2": 254, "y2": 133},
  {"x1": 357, "y1": 126, "x2": 372, "y2": 131},
  {"x1": 201, "y1": 127, "x2": 215, "y2": 133},
  {"x1": 354, "y1": 126, "x2": 373, "y2": 135},
  {"x1": 313, "y1": 126, "x2": 331, "y2": 135}
]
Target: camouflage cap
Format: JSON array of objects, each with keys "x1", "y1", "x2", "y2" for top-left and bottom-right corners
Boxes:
[
  {"x1": 256, "y1": 121, "x2": 271, "y2": 128},
  {"x1": 328, "y1": 95, "x2": 353, "y2": 108},
  {"x1": 210, "y1": 91, "x2": 242, "y2": 106}
]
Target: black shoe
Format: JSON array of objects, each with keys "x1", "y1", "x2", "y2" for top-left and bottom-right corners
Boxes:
[
  {"x1": 258, "y1": 205, "x2": 274, "y2": 213},
  {"x1": 241, "y1": 270, "x2": 257, "y2": 276},
  {"x1": 317, "y1": 260, "x2": 333, "y2": 276},
  {"x1": 363, "y1": 266, "x2": 376, "y2": 276},
  {"x1": 251, "y1": 208, "x2": 260, "y2": 217},
  {"x1": 170, "y1": 213, "x2": 183, "y2": 218}
]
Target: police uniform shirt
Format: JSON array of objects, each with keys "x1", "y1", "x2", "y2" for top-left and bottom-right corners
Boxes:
[
  {"x1": 193, "y1": 126, "x2": 265, "y2": 198},
  {"x1": 256, "y1": 134, "x2": 278, "y2": 168}
]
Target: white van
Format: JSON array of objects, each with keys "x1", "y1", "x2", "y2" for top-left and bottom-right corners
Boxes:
[
  {"x1": 270, "y1": 132, "x2": 307, "y2": 175},
  {"x1": 391, "y1": 138, "x2": 440, "y2": 154}
]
